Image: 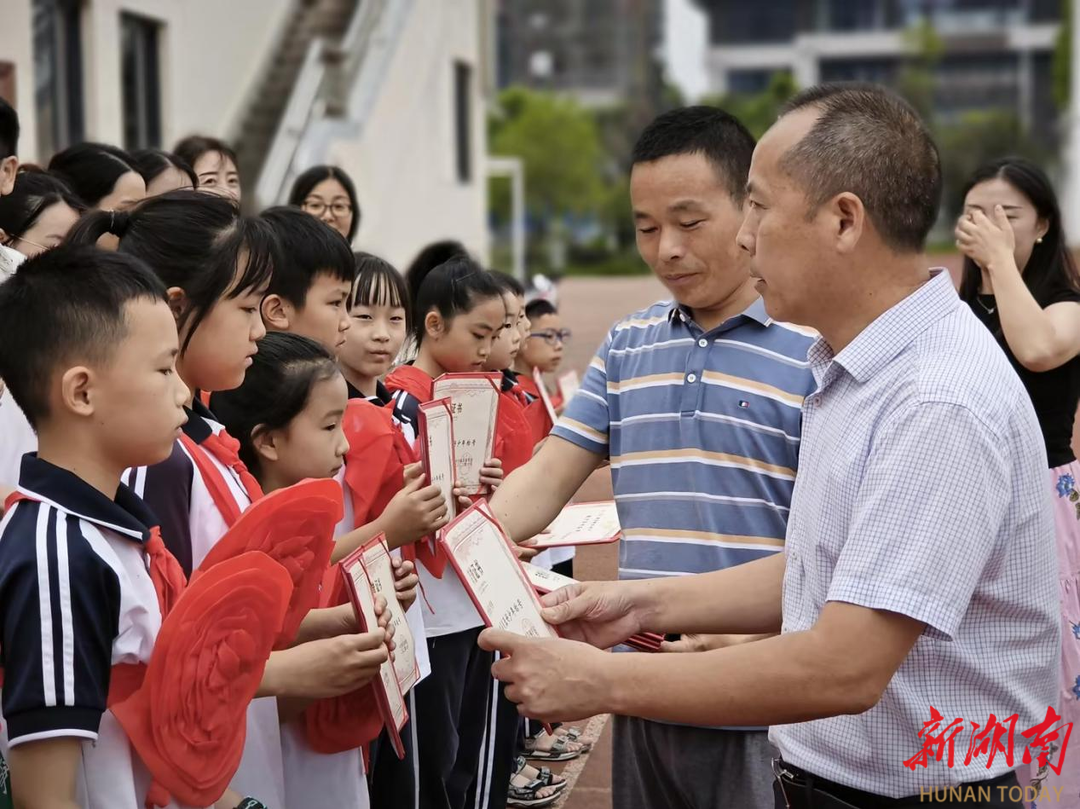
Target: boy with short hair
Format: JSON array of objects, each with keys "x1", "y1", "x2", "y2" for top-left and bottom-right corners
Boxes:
[
  {"x1": 0, "y1": 247, "x2": 194, "y2": 807},
  {"x1": 0, "y1": 96, "x2": 18, "y2": 202},
  {"x1": 513, "y1": 298, "x2": 569, "y2": 441},
  {"x1": 259, "y1": 206, "x2": 355, "y2": 349}
]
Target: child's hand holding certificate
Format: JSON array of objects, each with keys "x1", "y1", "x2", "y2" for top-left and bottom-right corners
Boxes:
[
  {"x1": 431, "y1": 373, "x2": 500, "y2": 495},
  {"x1": 440, "y1": 501, "x2": 558, "y2": 641}
]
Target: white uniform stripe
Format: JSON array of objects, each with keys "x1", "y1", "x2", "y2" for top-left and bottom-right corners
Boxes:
[
  {"x1": 475, "y1": 651, "x2": 501, "y2": 809},
  {"x1": 55, "y1": 513, "x2": 75, "y2": 706},
  {"x1": 408, "y1": 691, "x2": 420, "y2": 809},
  {"x1": 34, "y1": 504, "x2": 56, "y2": 707}
]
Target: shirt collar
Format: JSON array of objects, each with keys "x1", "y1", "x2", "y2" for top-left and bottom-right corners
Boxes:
[
  {"x1": 17, "y1": 454, "x2": 156, "y2": 542},
  {"x1": 811, "y1": 268, "x2": 958, "y2": 386},
  {"x1": 666, "y1": 295, "x2": 772, "y2": 331},
  {"x1": 182, "y1": 400, "x2": 215, "y2": 443}
]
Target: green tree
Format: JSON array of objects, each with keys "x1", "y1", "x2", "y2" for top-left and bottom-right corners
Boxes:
[
  {"x1": 489, "y1": 86, "x2": 606, "y2": 223},
  {"x1": 1054, "y1": 0, "x2": 1072, "y2": 110},
  {"x1": 896, "y1": 18, "x2": 943, "y2": 122},
  {"x1": 701, "y1": 71, "x2": 798, "y2": 140}
]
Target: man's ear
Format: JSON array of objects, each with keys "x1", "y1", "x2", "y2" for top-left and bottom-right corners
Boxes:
[
  {"x1": 0, "y1": 227, "x2": 10, "y2": 246},
  {"x1": 59, "y1": 366, "x2": 96, "y2": 418},
  {"x1": 833, "y1": 192, "x2": 866, "y2": 255},
  {"x1": 261, "y1": 294, "x2": 292, "y2": 332},
  {"x1": 251, "y1": 426, "x2": 279, "y2": 463}
]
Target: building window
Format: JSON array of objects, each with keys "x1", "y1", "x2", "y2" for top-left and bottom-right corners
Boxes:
[
  {"x1": 33, "y1": 0, "x2": 84, "y2": 159},
  {"x1": 454, "y1": 60, "x2": 472, "y2": 184},
  {"x1": 121, "y1": 13, "x2": 162, "y2": 150}
]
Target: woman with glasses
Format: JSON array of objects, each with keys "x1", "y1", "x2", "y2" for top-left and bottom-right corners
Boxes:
[
  {"x1": 0, "y1": 169, "x2": 85, "y2": 259},
  {"x1": 288, "y1": 164, "x2": 360, "y2": 243}
]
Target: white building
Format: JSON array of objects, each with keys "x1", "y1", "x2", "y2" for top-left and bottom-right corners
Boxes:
[{"x1": 0, "y1": 0, "x2": 494, "y2": 268}]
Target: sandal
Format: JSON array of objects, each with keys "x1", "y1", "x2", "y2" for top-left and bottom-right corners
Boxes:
[
  {"x1": 507, "y1": 770, "x2": 561, "y2": 807},
  {"x1": 515, "y1": 756, "x2": 566, "y2": 793},
  {"x1": 554, "y1": 726, "x2": 585, "y2": 742},
  {"x1": 524, "y1": 732, "x2": 587, "y2": 761}
]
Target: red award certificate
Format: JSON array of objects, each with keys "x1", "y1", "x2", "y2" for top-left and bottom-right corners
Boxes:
[
  {"x1": 532, "y1": 367, "x2": 558, "y2": 425},
  {"x1": 340, "y1": 546, "x2": 408, "y2": 758},
  {"x1": 359, "y1": 536, "x2": 420, "y2": 694},
  {"x1": 528, "y1": 501, "x2": 621, "y2": 549},
  {"x1": 418, "y1": 398, "x2": 457, "y2": 522},
  {"x1": 432, "y1": 372, "x2": 501, "y2": 495},
  {"x1": 439, "y1": 502, "x2": 559, "y2": 640}
]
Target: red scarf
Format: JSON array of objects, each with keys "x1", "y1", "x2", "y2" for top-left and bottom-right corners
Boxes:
[
  {"x1": 179, "y1": 430, "x2": 263, "y2": 527},
  {"x1": 516, "y1": 373, "x2": 556, "y2": 443}
]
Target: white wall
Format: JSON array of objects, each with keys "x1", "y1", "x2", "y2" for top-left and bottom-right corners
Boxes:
[
  {"x1": 0, "y1": 0, "x2": 290, "y2": 163},
  {"x1": 326, "y1": 0, "x2": 490, "y2": 269},
  {"x1": 0, "y1": 0, "x2": 38, "y2": 162}
]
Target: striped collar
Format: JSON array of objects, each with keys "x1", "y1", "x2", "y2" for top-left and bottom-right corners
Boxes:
[
  {"x1": 666, "y1": 296, "x2": 772, "y2": 330},
  {"x1": 16, "y1": 454, "x2": 155, "y2": 542}
]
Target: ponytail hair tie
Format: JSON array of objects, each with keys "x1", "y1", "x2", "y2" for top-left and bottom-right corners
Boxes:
[{"x1": 110, "y1": 209, "x2": 131, "y2": 238}]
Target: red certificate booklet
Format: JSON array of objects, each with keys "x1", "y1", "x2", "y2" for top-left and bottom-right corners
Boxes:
[
  {"x1": 418, "y1": 397, "x2": 458, "y2": 524},
  {"x1": 340, "y1": 544, "x2": 408, "y2": 759},
  {"x1": 528, "y1": 501, "x2": 621, "y2": 549},
  {"x1": 557, "y1": 369, "x2": 580, "y2": 404},
  {"x1": 439, "y1": 501, "x2": 559, "y2": 640},
  {"x1": 358, "y1": 535, "x2": 421, "y2": 694},
  {"x1": 431, "y1": 372, "x2": 501, "y2": 495}
]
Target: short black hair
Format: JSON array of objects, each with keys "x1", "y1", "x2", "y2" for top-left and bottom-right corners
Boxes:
[
  {"x1": 0, "y1": 246, "x2": 167, "y2": 428},
  {"x1": 173, "y1": 135, "x2": 238, "y2": 174},
  {"x1": 0, "y1": 171, "x2": 86, "y2": 244},
  {"x1": 288, "y1": 165, "x2": 361, "y2": 242},
  {"x1": 631, "y1": 106, "x2": 757, "y2": 204},
  {"x1": 349, "y1": 251, "x2": 412, "y2": 332},
  {"x1": 48, "y1": 142, "x2": 139, "y2": 208},
  {"x1": 779, "y1": 83, "x2": 941, "y2": 254},
  {"x1": 129, "y1": 148, "x2": 198, "y2": 190},
  {"x1": 260, "y1": 206, "x2": 355, "y2": 308},
  {"x1": 210, "y1": 332, "x2": 340, "y2": 474},
  {"x1": 66, "y1": 190, "x2": 279, "y2": 353},
  {"x1": 524, "y1": 298, "x2": 558, "y2": 321},
  {"x1": 489, "y1": 270, "x2": 525, "y2": 298},
  {"x1": 0, "y1": 97, "x2": 18, "y2": 159}
]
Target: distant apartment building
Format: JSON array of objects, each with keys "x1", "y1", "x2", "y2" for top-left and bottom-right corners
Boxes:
[
  {"x1": 495, "y1": 0, "x2": 664, "y2": 108},
  {"x1": 0, "y1": 0, "x2": 496, "y2": 267},
  {"x1": 695, "y1": 0, "x2": 1062, "y2": 141}
]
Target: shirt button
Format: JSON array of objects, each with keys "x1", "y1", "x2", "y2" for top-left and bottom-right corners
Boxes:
[
  {"x1": 687, "y1": 373, "x2": 697, "y2": 383},
  {"x1": 698, "y1": 339, "x2": 708, "y2": 348}
]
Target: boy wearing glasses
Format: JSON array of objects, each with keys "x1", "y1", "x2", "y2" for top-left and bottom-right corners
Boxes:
[{"x1": 514, "y1": 298, "x2": 571, "y2": 437}]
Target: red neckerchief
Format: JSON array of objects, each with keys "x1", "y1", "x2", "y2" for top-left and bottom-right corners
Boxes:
[
  {"x1": 384, "y1": 363, "x2": 435, "y2": 402},
  {"x1": 2, "y1": 491, "x2": 186, "y2": 709},
  {"x1": 179, "y1": 431, "x2": 263, "y2": 527}
]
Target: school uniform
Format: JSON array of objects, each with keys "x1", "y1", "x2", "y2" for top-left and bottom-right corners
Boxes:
[
  {"x1": 338, "y1": 387, "x2": 428, "y2": 809},
  {"x1": 124, "y1": 401, "x2": 285, "y2": 808},
  {"x1": 0, "y1": 455, "x2": 191, "y2": 808},
  {"x1": 384, "y1": 364, "x2": 518, "y2": 809}
]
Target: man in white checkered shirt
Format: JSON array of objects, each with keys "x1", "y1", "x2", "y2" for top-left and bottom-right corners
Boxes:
[{"x1": 479, "y1": 83, "x2": 1060, "y2": 809}]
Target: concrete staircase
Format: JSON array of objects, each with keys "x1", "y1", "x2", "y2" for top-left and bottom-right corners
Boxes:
[{"x1": 233, "y1": 0, "x2": 360, "y2": 201}]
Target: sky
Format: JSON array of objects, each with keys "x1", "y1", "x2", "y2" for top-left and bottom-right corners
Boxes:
[{"x1": 663, "y1": 0, "x2": 709, "y2": 102}]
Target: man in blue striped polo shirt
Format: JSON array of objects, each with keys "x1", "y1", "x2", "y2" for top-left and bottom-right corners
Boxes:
[{"x1": 490, "y1": 107, "x2": 814, "y2": 809}]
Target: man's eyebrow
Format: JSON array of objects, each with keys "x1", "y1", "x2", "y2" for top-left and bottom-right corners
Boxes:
[{"x1": 669, "y1": 199, "x2": 705, "y2": 213}]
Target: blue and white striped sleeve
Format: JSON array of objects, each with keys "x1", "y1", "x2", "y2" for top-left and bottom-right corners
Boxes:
[
  {"x1": 551, "y1": 331, "x2": 612, "y2": 456},
  {"x1": 0, "y1": 503, "x2": 121, "y2": 745}
]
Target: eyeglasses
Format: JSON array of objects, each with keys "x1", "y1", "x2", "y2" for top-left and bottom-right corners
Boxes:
[
  {"x1": 302, "y1": 199, "x2": 353, "y2": 218},
  {"x1": 528, "y1": 328, "x2": 572, "y2": 346}
]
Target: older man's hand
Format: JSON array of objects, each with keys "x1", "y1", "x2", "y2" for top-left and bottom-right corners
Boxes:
[{"x1": 478, "y1": 629, "x2": 614, "y2": 723}]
